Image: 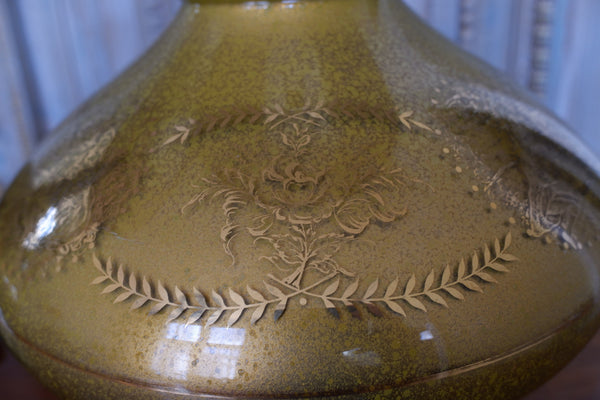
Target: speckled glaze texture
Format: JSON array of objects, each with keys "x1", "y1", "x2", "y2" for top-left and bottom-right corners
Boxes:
[{"x1": 1, "y1": 1, "x2": 600, "y2": 399}]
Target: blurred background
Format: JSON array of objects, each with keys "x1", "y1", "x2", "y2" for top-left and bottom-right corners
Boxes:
[{"x1": 0, "y1": 0, "x2": 599, "y2": 192}]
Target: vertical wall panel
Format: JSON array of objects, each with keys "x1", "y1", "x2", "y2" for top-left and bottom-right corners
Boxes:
[
  {"x1": 550, "y1": 0, "x2": 600, "y2": 156},
  {"x1": 505, "y1": 0, "x2": 535, "y2": 89},
  {"x1": 0, "y1": 0, "x2": 36, "y2": 189},
  {"x1": 97, "y1": 0, "x2": 148, "y2": 73},
  {"x1": 544, "y1": 0, "x2": 570, "y2": 109},
  {"x1": 528, "y1": 0, "x2": 555, "y2": 97},
  {"x1": 17, "y1": 0, "x2": 81, "y2": 132},
  {"x1": 475, "y1": 0, "x2": 515, "y2": 71},
  {"x1": 136, "y1": 0, "x2": 182, "y2": 48},
  {"x1": 63, "y1": 0, "x2": 112, "y2": 97},
  {"x1": 409, "y1": 0, "x2": 462, "y2": 41}
]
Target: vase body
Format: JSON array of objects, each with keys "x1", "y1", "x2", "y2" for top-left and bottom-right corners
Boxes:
[{"x1": 1, "y1": 1, "x2": 600, "y2": 399}]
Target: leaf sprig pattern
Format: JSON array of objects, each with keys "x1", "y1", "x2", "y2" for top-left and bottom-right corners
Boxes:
[
  {"x1": 339, "y1": 232, "x2": 518, "y2": 317},
  {"x1": 91, "y1": 233, "x2": 517, "y2": 327},
  {"x1": 155, "y1": 101, "x2": 434, "y2": 149}
]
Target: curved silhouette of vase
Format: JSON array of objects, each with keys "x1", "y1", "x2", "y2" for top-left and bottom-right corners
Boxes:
[{"x1": 0, "y1": 1, "x2": 599, "y2": 399}]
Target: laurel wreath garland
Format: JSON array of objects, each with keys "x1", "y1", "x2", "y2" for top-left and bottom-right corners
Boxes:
[{"x1": 91, "y1": 232, "x2": 517, "y2": 327}]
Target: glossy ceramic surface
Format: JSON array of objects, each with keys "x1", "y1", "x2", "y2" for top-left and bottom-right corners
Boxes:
[{"x1": 1, "y1": 1, "x2": 600, "y2": 399}]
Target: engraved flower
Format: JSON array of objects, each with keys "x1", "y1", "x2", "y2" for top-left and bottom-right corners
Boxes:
[{"x1": 258, "y1": 158, "x2": 340, "y2": 226}]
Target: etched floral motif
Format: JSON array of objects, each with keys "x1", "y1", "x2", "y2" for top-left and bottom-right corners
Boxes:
[
  {"x1": 91, "y1": 102, "x2": 518, "y2": 327},
  {"x1": 55, "y1": 222, "x2": 99, "y2": 267},
  {"x1": 525, "y1": 180, "x2": 584, "y2": 249},
  {"x1": 260, "y1": 155, "x2": 337, "y2": 226},
  {"x1": 182, "y1": 110, "x2": 416, "y2": 288}
]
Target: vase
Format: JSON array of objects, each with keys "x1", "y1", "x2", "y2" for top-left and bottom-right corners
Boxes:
[{"x1": 1, "y1": 1, "x2": 599, "y2": 399}]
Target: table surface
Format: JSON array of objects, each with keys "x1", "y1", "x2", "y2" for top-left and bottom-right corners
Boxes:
[{"x1": 1, "y1": 332, "x2": 600, "y2": 399}]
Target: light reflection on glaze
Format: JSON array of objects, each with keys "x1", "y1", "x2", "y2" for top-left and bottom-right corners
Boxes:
[
  {"x1": 207, "y1": 327, "x2": 245, "y2": 346},
  {"x1": 420, "y1": 330, "x2": 434, "y2": 341},
  {"x1": 22, "y1": 206, "x2": 57, "y2": 250},
  {"x1": 243, "y1": 1, "x2": 270, "y2": 10},
  {"x1": 422, "y1": 322, "x2": 449, "y2": 372},
  {"x1": 281, "y1": 0, "x2": 299, "y2": 9},
  {"x1": 165, "y1": 322, "x2": 202, "y2": 342},
  {"x1": 198, "y1": 346, "x2": 242, "y2": 380},
  {"x1": 2, "y1": 276, "x2": 18, "y2": 301},
  {"x1": 153, "y1": 324, "x2": 246, "y2": 381},
  {"x1": 342, "y1": 348, "x2": 382, "y2": 367},
  {"x1": 152, "y1": 344, "x2": 193, "y2": 380},
  {"x1": 200, "y1": 327, "x2": 246, "y2": 379}
]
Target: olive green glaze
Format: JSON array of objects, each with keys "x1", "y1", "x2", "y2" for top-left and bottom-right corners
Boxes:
[{"x1": 1, "y1": 1, "x2": 600, "y2": 399}]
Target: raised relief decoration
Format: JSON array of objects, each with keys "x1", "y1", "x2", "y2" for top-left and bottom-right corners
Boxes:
[{"x1": 91, "y1": 102, "x2": 518, "y2": 327}]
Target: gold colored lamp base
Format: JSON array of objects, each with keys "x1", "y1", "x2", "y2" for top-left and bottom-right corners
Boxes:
[{"x1": 1, "y1": 1, "x2": 600, "y2": 399}]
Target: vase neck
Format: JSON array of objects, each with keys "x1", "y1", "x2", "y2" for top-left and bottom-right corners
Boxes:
[
  {"x1": 138, "y1": 0, "x2": 458, "y2": 113},
  {"x1": 174, "y1": 0, "x2": 419, "y2": 28}
]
